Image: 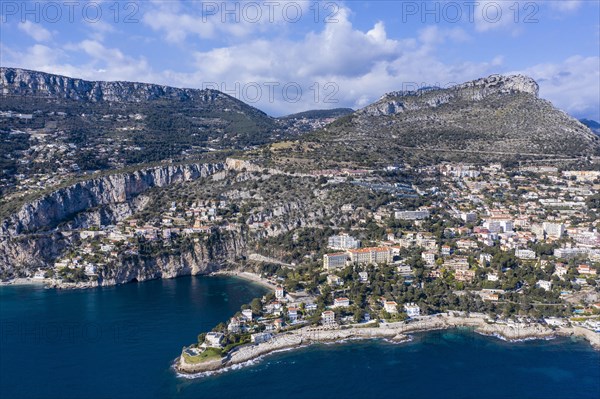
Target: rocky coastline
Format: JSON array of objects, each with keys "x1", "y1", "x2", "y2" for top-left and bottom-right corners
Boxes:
[{"x1": 176, "y1": 313, "x2": 600, "y2": 375}]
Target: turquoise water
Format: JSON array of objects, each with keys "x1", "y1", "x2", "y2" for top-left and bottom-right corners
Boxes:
[{"x1": 1, "y1": 277, "x2": 599, "y2": 399}]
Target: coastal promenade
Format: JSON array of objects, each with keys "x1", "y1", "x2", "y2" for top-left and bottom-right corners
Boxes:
[{"x1": 176, "y1": 313, "x2": 600, "y2": 374}]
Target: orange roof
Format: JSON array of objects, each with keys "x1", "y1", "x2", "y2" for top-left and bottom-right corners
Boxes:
[{"x1": 348, "y1": 247, "x2": 390, "y2": 254}]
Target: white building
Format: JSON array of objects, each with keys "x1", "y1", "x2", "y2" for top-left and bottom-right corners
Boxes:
[
  {"x1": 422, "y1": 251, "x2": 436, "y2": 266},
  {"x1": 554, "y1": 247, "x2": 587, "y2": 259},
  {"x1": 515, "y1": 249, "x2": 536, "y2": 260},
  {"x1": 348, "y1": 247, "x2": 392, "y2": 265},
  {"x1": 328, "y1": 233, "x2": 361, "y2": 250},
  {"x1": 404, "y1": 303, "x2": 420, "y2": 317},
  {"x1": 543, "y1": 222, "x2": 565, "y2": 239},
  {"x1": 84, "y1": 264, "x2": 97, "y2": 276},
  {"x1": 537, "y1": 280, "x2": 552, "y2": 291},
  {"x1": 341, "y1": 204, "x2": 355, "y2": 212},
  {"x1": 204, "y1": 332, "x2": 224, "y2": 348},
  {"x1": 397, "y1": 264, "x2": 413, "y2": 277},
  {"x1": 228, "y1": 317, "x2": 241, "y2": 333},
  {"x1": 287, "y1": 307, "x2": 298, "y2": 322},
  {"x1": 323, "y1": 253, "x2": 348, "y2": 270},
  {"x1": 333, "y1": 297, "x2": 350, "y2": 308},
  {"x1": 242, "y1": 309, "x2": 253, "y2": 321},
  {"x1": 554, "y1": 264, "x2": 569, "y2": 277},
  {"x1": 275, "y1": 286, "x2": 285, "y2": 299},
  {"x1": 484, "y1": 218, "x2": 513, "y2": 233},
  {"x1": 327, "y1": 275, "x2": 343, "y2": 286},
  {"x1": 461, "y1": 212, "x2": 477, "y2": 223},
  {"x1": 479, "y1": 253, "x2": 492, "y2": 266},
  {"x1": 33, "y1": 270, "x2": 45, "y2": 279},
  {"x1": 383, "y1": 301, "x2": 398, "y2": 313},
  {"x1": 251, "y1": 332, "x2": 272, "y2": 344},
  {"x1": 321, "y1": 310, "x2": 336, "y2": 325},
  {"x1": 395, "y1": 210, "x2": 430, "y2": 220},
  {"x1": 305, "y1": 303, "x2": 317, "y2": 312},
  {"x1": 358, "y1": 271, "x2": 368, "y2": 283}
]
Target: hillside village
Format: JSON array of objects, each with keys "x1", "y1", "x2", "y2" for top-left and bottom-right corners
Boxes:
[
  {"x1": 181, "y1": 161, "x2": 600, "y2": 362},
  {"x1": 27, "y1": 159, "x2": 600, "y2": 361}
]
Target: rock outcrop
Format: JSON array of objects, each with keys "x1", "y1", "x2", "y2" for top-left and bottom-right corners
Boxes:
[
  {"x1": 49, "y1": 231, "x2": 249, "y2": 288},
  {"x1": 0, "y1": 162, "x2": 224, "y2": 274},
  {"x1": 1, "y1": 163, "x2": 222, "y2": 236},
  {"x1": 362, "y1": 74, "x2": 539, "y2": 116}
]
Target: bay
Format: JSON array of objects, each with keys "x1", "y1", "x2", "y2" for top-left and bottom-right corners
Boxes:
[{"x1": 1, "y1": 277, "x2": 598, "y2": 399}]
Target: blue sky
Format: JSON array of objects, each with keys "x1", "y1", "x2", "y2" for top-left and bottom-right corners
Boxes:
[{"x1": 1, "y1": 0, "x2": 599, "y2": 118}]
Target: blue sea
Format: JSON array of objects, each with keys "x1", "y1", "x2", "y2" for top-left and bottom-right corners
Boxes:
[{"x1": 1, "y1": 276, "x2": 599, "y2": 399}]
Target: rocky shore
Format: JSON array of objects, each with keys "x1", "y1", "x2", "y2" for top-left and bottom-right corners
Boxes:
[{"x1": 176, "y1": 313, "x2": 600, "y2": 375}]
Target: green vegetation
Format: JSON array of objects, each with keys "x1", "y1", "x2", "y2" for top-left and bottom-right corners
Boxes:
[{"x1": 182, "y1": 347, "x2": 223, "y2": 364}]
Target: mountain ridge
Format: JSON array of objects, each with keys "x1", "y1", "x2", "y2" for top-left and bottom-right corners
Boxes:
[
  {"x1": 2, "y1": 68, "x2": 598, "y2": 171},
  {"x1": 1, "y1": 67, "x2": 243, "y2": 106},
  {"x1": 265, "y1": 74, "x2": 600, "y2": 169},
  {"x1": 362, "y1": 74, "x2": 540, "y2": 117}
]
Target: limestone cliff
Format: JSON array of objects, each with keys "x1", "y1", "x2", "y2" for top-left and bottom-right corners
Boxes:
[
  {"x1": 1, "y1": 163, "x2": 222, "y2": 236},
  {"x1": 0, "y1": 162, "x2": 225, "y2": 276},
  {"x1": 362, "y1": 74, "x2": 540, "y2": 116},
  {"x1": 52, "y1": 231, "x2": 250, "y2": 288}
]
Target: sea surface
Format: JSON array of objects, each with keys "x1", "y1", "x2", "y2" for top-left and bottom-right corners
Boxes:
[{"x1": 1, "y1": 276, "x2": 599, "y2": 399}]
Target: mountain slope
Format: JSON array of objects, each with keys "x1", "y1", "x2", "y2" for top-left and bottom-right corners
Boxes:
[
  {"x1": 0, "y1": 67, "x2": 280, "y2": 153},
  {"x1": 271, "y1": 75, "x2": 600, "y2": 168},
  {"x1": 0, "y1": 68, "x2": 284, "y2": 192},
  {"x1": 580, "y1": 119, "x2": 600, "y2": 136},
  {"x1": 279, "y1": 108, "x2": 354, "y2": 120},
  {"x1": 277, "y1": 107, "x2": 355, "y2": 135}
]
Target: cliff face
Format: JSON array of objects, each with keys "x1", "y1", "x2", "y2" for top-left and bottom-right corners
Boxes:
[
  {"x1": 1, "y1": 163, "x2": 222, "y2": 236},
  {"x1": 0, "y1": 162, "x2": 225, "y2": 275},
  {"x1": 362, "y1": 75, "x2": 540, "y2": 116},
  {"x1": 96, "y1": 231, "x2": 248, "y2": 287}
]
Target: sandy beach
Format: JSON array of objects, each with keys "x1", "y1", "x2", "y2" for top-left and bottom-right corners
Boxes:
[{"x1": 211, "y1": 270, "x2": 279, "y2": 291}]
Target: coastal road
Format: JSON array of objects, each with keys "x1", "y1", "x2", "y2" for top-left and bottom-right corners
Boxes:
[{"x1": 248, "y1": 253, "x2": 296, "y2": 269}]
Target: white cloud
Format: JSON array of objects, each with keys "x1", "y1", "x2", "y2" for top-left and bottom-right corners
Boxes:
[
  {"x1": 141, "y1": 7, "x2": 497, "y2": 115},
  {"x1": 547, "y1": 0, "x2": 582, "y2": 12},
  {"x1": 418, "y1": 26, "x2": 470, "y2": 46},
  {"x1": 85, "y1": 20, "x2": 116, "y2": 41},
  {"x1": 3, "y1": 2, "x2": 596, "y2": 120},
  {"x1": 517, "y1": 55, "x2": 600, "y2": 120},
  {"x1": 18, "y1": 21, "x2": 53, "y2": 42},
  {"x1": 141, "y1": 0, "x2": 312, "y2": 43},
  {"x1": 3, "y1": 40, "x2": 156, "y2": 84},
  {"x1": 1, "y1": 44, "x2": 63, "y2": 71},
  {"x1": 472, "y1": 1, "x2": 587, "y2": 33}
]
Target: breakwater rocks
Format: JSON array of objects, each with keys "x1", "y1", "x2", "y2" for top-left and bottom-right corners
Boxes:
[
  {"x1": 177, "y1": 326, "x2": 409, "y2": 374},
  {"x1": 177, "y1": 314, "x2": 600, "y2": 375}
]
